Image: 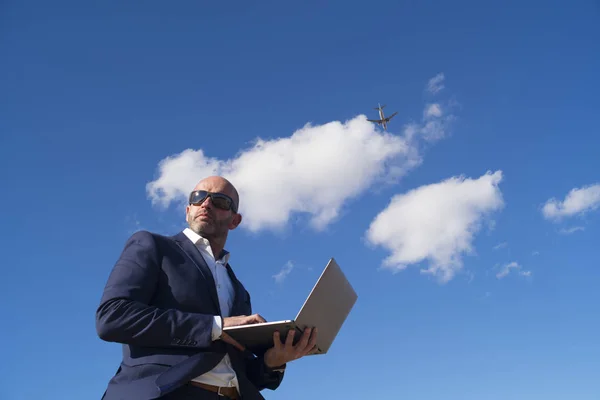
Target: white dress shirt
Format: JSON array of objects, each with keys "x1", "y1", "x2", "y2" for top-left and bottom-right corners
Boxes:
[{"x1": 182, "y1": 228, "x2": 240, "y2": 392}]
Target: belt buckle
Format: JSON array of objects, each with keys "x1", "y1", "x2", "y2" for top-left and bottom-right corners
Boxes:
[{"x1": 217, "y1": 386, "x2": 225, "y2": 397}]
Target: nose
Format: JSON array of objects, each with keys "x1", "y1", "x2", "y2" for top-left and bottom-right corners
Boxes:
[{"x1": 199, "y1": 195, "x2": 213, "y2": 209}]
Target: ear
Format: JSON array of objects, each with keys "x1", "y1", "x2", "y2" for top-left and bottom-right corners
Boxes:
[{"x1": 229, "y1": 213, "x2": 242, "y2": 230}]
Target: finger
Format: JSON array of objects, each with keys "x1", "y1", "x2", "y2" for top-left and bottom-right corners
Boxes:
[
  {"x1": 308, "y1": 327, "x2": 318, "y2": 347},
  {"x1": 296, "y1": 328, "x2": 311, "y2": 352},
  {"x1": 296, "y1": 328, "x2": 316, "y2": 356},
  {"x1": 247, "y1": 314, "x2": 266, "y2": 324},
  {"x1": 273, "y1": 331, "x2": 282, "y2": 351},
  {"x1": 305, "y1": 328, "x2": 318, "y2": 354},
  {"x1": 285, "y1": 329, "x2": 295, "y2": 349},
  {"x1": 223, "y1": 316, "x2": 245, "y2": 328},
  {"x1": 254, "y1": 314, "x2": 267, "y2": 323}
]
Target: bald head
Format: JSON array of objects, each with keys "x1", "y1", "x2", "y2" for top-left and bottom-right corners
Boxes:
[
  {"x1": 185, "y1": 175, "x2": 242, "y2": 252},
  {"x1": 192, "y1": 175, "x2": 239, "y2": 212}
]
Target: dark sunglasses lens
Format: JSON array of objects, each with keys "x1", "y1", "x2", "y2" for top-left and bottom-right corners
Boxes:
[
  {"x1": 190, "y1": 190, "x2": 208, "y2": 204},
  {"x1": 190, "y1": 191, "x2": 234, "y2": 211},
  {"x1": 210, "y1": 194, "x2": 233, "y2": 210}
]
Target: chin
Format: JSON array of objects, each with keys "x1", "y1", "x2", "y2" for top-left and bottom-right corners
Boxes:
[
  {"x1": 189, "y1": 222, "x2": 208, "y2": 233},
  {"x1": 197, "y1": 224, "x2": 215, "y2": 235}
]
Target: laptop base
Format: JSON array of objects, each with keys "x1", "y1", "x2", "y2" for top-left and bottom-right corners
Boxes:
[{"x1": 223, "y1": 320, "x2": 321, "y2": 355}]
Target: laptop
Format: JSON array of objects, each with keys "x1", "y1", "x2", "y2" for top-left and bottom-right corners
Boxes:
[{"x1": 223, "y1": 258, "x2": 358, "y2": 355}]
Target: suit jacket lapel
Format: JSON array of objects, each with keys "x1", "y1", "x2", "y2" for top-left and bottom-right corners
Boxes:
[
  {"x1": 226, "y1": 263, "x2": 250, "y2": 316},
  {"x1": 173, "y1": 231, "x2": 220, "y2": 314}
]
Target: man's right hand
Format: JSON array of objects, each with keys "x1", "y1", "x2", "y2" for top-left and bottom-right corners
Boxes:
[
  {"x1": 223, "y1": 314, "x2": 266, "y2": 328},
  {"x1": 219, "y1": 314, "x2": 266, "y2": 352}
]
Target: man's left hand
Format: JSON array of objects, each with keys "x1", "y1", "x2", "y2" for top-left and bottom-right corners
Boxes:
[{"x1": 263, "y1": 327, "x2": 318, "y2": 368}]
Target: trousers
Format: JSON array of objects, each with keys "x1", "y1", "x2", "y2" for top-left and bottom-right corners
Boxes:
[{"x1": 159, "y1": 384, "x2": 232, "y2": 400}]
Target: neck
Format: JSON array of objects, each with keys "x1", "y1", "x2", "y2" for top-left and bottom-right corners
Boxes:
[
  {"x1": 209, "y1": 241, "x2": 224, "y2": 259},
  {"x1": 202, "y1": 233, "x2": 227, "y2": 259},
  {"x1": 187, "y1": 226, "x2": 228, "y2": 259}
]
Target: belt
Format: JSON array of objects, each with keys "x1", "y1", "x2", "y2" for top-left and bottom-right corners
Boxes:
[{"x1": 189, "y1": 381, "x2": 239, "y2": 399}]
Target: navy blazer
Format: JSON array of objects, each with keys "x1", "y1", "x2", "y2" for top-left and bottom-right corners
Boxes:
[{"x1": 96, "y1": 230, "x2": 284, "y2": 399}]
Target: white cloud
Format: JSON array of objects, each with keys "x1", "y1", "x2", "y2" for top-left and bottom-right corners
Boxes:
[
  {"x1": 273, "y1": 261, "x2": 294, "y2": 283},
  {"x1": 405, "y1": 100, "x2": 454, "y2": 143},
  {"x1": 147, "y1": 118, "x2": 413, "y2": 232},
  {"x1": 146, "y1": 75, "x2": 453, "y2": 232},
  {"x1": 427, "y1": 73, "x2": 445, "y2": 94},
  {"x1": 425, "y1": 103, "x2": 442, "y2": 118},
  {"x1": 496, "y1": 261, "x2": 531, "y2": 279},
  {"x1": 493, "y1": 242, "x2": 508, "y2": 250},
  {"x1": 416, "y1": 103, "x2": 454, "y2": 143},
  {"x1": 365, "y1": 170, "x2": 505, "y2": 284},
  {"x1": 496, "y1": 261, "x2": 519, "y2": 279},
  {"x1": 559, "y1": 226, "x2": 585, "y2": 235},
  {"x1": 542, "y1": 183, "x2": 600, "y2": 220}
]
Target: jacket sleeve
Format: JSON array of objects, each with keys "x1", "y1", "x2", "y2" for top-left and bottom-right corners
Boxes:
[
  {"x1": 95, "y1": 231, "x2": 216, "y2": 350},
  {"x1": 245, "y1": 355, "x2": 286, "y2": 391}
]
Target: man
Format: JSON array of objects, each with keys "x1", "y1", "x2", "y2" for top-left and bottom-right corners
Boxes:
[{"x1": 96, "y1": 176, "x2": 317, "y2": 399}]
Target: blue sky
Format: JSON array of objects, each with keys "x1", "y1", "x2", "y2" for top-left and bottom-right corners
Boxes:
[{"x1": 1, "y1": 1, "x2": 600, "y2": 399}]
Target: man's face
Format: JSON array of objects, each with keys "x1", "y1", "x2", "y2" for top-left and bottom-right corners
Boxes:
[{"x1": 185, "y1": 177, "x2": 241, "y2": 239}]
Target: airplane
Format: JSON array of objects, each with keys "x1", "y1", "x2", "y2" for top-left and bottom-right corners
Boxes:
[{"x1": 367, "y1": 103, "x2": 398, "y2": 130}]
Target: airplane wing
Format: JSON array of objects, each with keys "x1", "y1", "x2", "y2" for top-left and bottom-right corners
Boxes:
[
  {"x1": 367, "y1": 119, "x2": 382, "y2": 123},
  {"x1": 385, "y1": 112, "x2": 398, "y2": 121}
]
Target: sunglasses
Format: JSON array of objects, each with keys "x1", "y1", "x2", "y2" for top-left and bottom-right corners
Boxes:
[{"x1": 188, "y1": 190, "x2": 238, "y2": 213}]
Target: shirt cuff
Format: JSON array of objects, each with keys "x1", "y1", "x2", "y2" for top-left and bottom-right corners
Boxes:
[{"x1": 212, "y1": 316, "x2": 223, "y2": 341}]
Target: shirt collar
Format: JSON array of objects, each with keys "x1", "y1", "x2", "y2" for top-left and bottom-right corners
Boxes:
[{"x1": 182, "y1": 227, "x2": 230, "y2": 264}]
